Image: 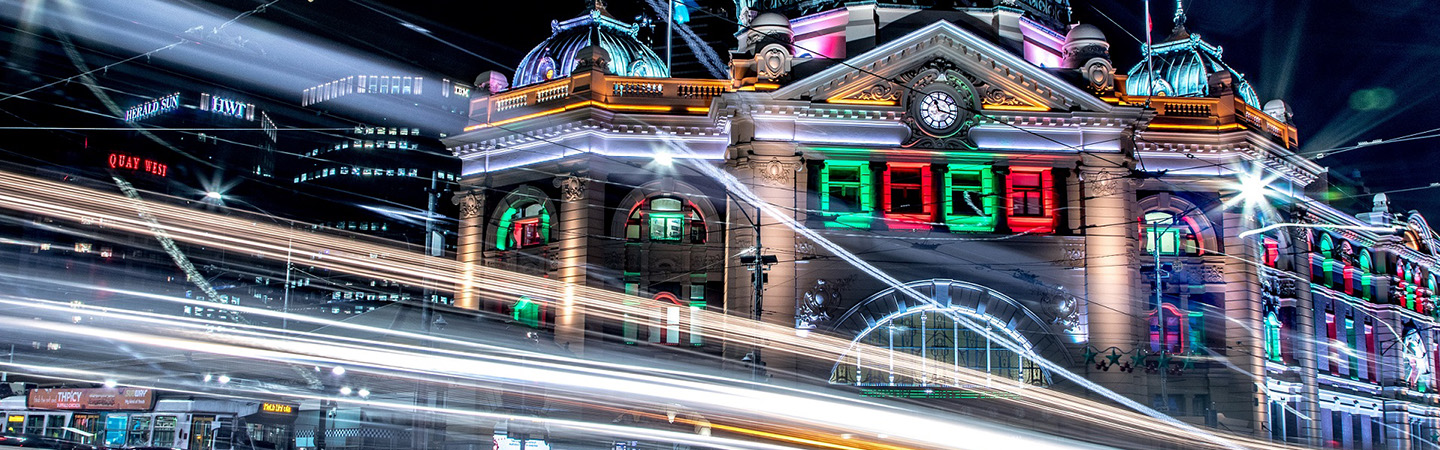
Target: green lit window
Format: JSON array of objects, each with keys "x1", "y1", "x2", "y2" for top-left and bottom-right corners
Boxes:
[
  {"x1": 623, "y1": 281, "x2": 640, "y2": 344},
  {"x1": 819, "y1": 161, "x2": 873, "y2": 228},
  {"x1": 1264, "y1": 312, "x2": 1282, "y2": 362},
  {"x1": 943, "y1": 166, "x2": 995, "y2": 231},
  {"x1": 513, "y1": 296, "x2": 542, "y2": 328},
  {"x1": 629, "y1": 197, "x2": 706, "y2": 243},
  {"x1": 1144, "y1": 211, "x2": 1200, "y2": 255},
  {"x1": 649, "y1": 213, "x2": 685, "y2": 240}
]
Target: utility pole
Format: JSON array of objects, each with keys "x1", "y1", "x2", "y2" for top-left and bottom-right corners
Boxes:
[
  {"x1": 415, "y1": 171, "x2": 440, "y2": 450},
  {"x1": 738, "y1": 205, "x2": 775, "y2": 381},
  {"x1": 2, "y1": 344, "x2": 12, "y2": 382}
]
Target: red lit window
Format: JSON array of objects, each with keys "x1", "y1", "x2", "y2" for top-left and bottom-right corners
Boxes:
[
  {"x1": 1325, "y1": 310, "x2": 1338, "y2": 376},
  {"x1": 1148, "y1": 303, "x2": 1186, "y2": 353},
  {"x1": 1365, "y1": 320, "x2": 1377, "y2": 383},
  {"x1": 883, "y1": 163, "x2": 933, "y2": 230},
  {"x1": 1010, "y1": 172, "x2": 1045, "y2": 216},
  {"x1": 1263, "y1": 238, "x2": 1279, "y2": 267},
  {"x1": 1006, "y1": 167, "x2": 1055, "y2": 233},
  {"x1": 513, "y1": 218, "x2": 544, "y2": 248}
]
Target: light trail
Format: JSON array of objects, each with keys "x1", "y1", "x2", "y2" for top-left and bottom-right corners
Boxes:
[
  {"x1": 0, "y1": 303, "x2": 1100, "y2": 450},
  {"x1": 0, "y1": 168, "x2": 1313, "y2": 449}
]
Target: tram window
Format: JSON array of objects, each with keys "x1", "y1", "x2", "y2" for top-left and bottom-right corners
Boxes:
[
  {"x1": 25, "y1": 415, "x2": 42, "y2": 434},
  {"x1": 151, "y1": 415, "x2": 177, "y2": 447},
  {"x1": 45, "y1": 415, "x2": 65, "y2": 437},
  {"x1": 128, "y1": 416, "x2": 152, "y2": 446}
]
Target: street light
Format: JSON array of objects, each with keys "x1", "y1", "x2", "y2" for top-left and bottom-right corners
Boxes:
[{"x1": 204, "y1": 191, "x2": 223, "y2": 200}]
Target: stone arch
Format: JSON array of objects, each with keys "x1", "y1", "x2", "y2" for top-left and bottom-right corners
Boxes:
[
  {"x1": 826, "y1": 279, "x2": 1060, "y2": 387},
  {"x1": 610, "y1": 177, "x2": 721, "y2": 243}
]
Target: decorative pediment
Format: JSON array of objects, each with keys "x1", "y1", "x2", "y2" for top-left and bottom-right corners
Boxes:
[{"x1": 773, "y1": 21, "x2": 1113, "y2": 114}]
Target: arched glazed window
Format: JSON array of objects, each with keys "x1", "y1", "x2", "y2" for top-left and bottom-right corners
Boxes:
[
  {"x1": 830, "y1": 307, "x2": 1047, "y2": 387},
  {"x1": 827, "y1": 280, "x2": 1055, "y2": 388},
  {"x1": 496, "y1": 202, "x2": 550, "y2": 250},
  {"x1": 626, "y1": 197, "x2": 706, "y2": 243}
]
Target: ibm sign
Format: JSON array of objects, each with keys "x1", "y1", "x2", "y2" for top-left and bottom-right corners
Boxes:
[
  {"x1": 124, "y1": 93, "x2": 180, "y2": 122},
  {"x1": 201, "y1": 93, "x2": 256, "y2": 120}
]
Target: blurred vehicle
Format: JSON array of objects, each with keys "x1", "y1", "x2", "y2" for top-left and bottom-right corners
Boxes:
[{"x1": 0, "y1": 433, "x2": 109, "y2": 449}]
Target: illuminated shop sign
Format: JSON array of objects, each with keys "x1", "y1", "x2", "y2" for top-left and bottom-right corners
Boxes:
[
  {"x1": 200, "y1": 93, "x2": 255, "y2": 120},
  {"x1": 124, "y1": 93, "x2": 180, "y2": 122},
  {"x1": 260, "y1": 403, "x2": 294, "y2": 414},
  {"x1": 108, "y1": 153, "x2": 168, "y2": 177},
  {"x1": 28, "y1": 388, "x2": 154, "y2": 411}
]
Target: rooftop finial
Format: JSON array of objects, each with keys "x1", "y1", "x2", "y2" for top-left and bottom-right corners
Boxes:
[
  {"x1": 585, "y1": 0, "x2": 611, "y2": 17},
  {"x1": 1166, "y1": 0, "x2": 1191, "y2": 41}
]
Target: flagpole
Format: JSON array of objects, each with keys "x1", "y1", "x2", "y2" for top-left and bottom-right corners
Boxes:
[
  {"x1": 666, "y1": 0, "x2": 674, "y2": 74},
  {"x1": 1144, "y1": 0, "x2": 1154, "y2": 106}
]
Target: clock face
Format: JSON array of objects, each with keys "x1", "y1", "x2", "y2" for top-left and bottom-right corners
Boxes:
[{"x1": 919, "y1": 91, "x2": 959, "y2": 131}]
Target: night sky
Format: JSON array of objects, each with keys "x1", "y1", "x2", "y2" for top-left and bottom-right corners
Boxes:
[{"x1": 9, "y1": 0, "x2": 1440, "y2": 218}]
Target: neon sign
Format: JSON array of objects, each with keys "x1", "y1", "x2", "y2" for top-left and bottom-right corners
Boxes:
[
  {"x1": 200, "y1": 93, "x2": 255, "y2": 120},
  {"x1": 108, "y1": 153, "x2": 168, "y2": 177},
  {"x1": 124, "y1": 93, "x2": 180, "y2": 122}
]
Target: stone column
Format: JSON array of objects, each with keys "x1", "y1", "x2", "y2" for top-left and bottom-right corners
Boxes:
[
  {"x1": 1220, "y1": 205, "x2": 1267, "y2": 436},
  {"x1": 724, "y1": 143, "x2": 802, "y2": 383},
  {"x1": 1288, "y1": 225, "x2": 1322, "y2": 446},
  {"x1": 453, "y1": 188, "x2": 485, "y2": 310},
  {"x1": 1079, "y1": 154, "x2": 1144, "y2": 400},
  {"x1": 554, "y1": 171, "x2": 603, "y2": 356}
]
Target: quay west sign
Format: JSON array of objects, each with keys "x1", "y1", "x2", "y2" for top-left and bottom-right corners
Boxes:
[
  {"x1": 28, "y1": 388, "x2": 155, "y2": 411},
  {"x1": 108, "y1": 153, "x2": 168, "y2": 177},
  {"x1": 124, "y1": 93, "x2": 180, "y2": 122}
]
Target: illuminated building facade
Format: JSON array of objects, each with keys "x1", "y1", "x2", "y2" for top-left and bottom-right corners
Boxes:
[{"x1": 442, "y1": 0, "x2": 1440, "y2": 447}]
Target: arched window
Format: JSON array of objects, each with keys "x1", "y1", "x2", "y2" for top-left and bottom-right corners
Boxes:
[
  {"x1": 1142, "y1": 211, "x2": 1202, "y2": 256},
  {"x1": 626, "y1": 197, "x2": 706, "y2": 243},
  {"x1": 496, "y1": 202, "x2": 550, "y2": 250},
  {"x1": 623, "y1": 291, "x2": 704, "y2": 347},
  {"x1": 1264, "y1": 311, "x2": 1283, "y2": 362},
  {"x1": 1357, "y1": 251, "x2": 1374, "y2": 300},
  {"x1": 830, "y1": 307, "x2": 1047, "y2": 387},
  {"x1": 1148, "y1": 303, "x2": 1188, "y2": 353},
  {"x1": 1318, "y1": 235, "x2": 1336, "y2": 287}
]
